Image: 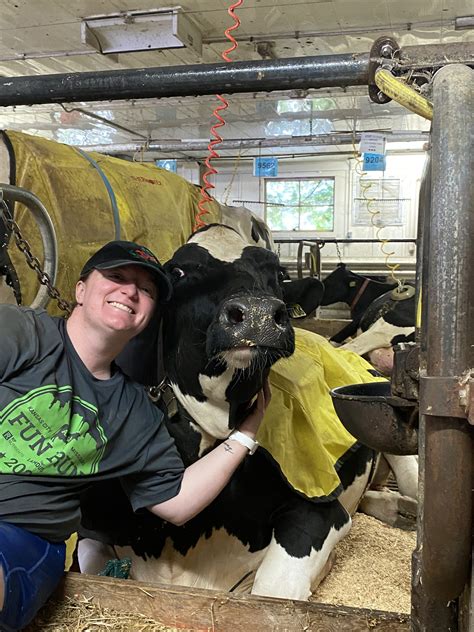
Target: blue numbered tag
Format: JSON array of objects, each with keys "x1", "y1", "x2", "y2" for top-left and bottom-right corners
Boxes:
[
  {"x1": 254, "y1": 157, "x2": 278, "y2": 177},
  {"x1": 363, "y1": 153, "x2": 386, "y2": 171}
]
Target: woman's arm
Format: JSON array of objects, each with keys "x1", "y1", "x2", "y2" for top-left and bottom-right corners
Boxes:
[{"x1": 148, "y1": 380, "x2": 271, "y2": 525}]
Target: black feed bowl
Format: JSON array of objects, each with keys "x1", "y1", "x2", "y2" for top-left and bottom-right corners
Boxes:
[{"x1": 330, "y1": 381, "x2": 418, "y2": 455}]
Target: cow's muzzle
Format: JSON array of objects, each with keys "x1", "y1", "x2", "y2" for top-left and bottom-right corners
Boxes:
[{"x1": 207, "y1": 293, "x2": 294, "y2": 365}]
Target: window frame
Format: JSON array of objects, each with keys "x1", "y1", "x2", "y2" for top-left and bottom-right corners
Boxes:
[{"x1": 264, "y1": 175, "x2": 336, "y2": 233}]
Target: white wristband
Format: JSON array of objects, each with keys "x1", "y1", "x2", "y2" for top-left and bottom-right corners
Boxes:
[{"x1": 228, "y1": 430, "x2": 259, "y2": 455}]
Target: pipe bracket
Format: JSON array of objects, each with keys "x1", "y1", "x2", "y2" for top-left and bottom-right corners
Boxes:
[
  {"x1": 368, "y1": 36, "x2": 399, "y2": 104},
  {"x1": 420, "y1": 372, "x2": 474, "y2": 423}
]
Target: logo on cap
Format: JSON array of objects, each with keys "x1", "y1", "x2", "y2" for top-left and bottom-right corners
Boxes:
[{"x1": 129, "y1": 247, "x2": 159, "y2": 264}]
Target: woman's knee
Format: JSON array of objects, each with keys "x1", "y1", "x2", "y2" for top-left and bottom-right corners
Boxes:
[{"x1": 0, "y1": 522, "x2": 65, "y2": 630}]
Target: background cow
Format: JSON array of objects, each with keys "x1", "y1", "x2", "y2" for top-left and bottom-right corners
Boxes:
[
  {"x1": 78, "y1": 224, "x2": 417, "y2": 601},
  {"x1": 321, "y1": 263, "x2": 399, "y2": 344},
  {"x1": 321, "y1": 264, "x2": 416, "y2": 375},
  {"x1": 341, "y1": 289, "x2": 416, "y2": 371}
]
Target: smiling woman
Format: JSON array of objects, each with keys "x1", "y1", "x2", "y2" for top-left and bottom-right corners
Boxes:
[
  {"x1": 0, "y1": 236, "x2": 271, "y2": 630},
  {"x1": 67, "y1": 241, "x2": 169, "y2": 378},
  {"x1": 70, "y1": 267, "x2": 159, "y2": 376}
]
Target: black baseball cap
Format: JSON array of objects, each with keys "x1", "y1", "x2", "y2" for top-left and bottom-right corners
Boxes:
[{"x1": 80, "y1": 240, "x2": 172, "y2": 302}]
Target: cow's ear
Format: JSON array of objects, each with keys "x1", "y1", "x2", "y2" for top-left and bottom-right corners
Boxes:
[{"x1": 282, "y1": 277, "x2": 324, "y2": 319}]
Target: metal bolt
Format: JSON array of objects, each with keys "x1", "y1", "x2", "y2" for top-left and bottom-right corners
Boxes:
[
  {"x1": 377, "y1": 91, "x2": 386, "y2": 102},
  {"x1": 380, "y1": 44, "x2": 393, "y2": 58}
]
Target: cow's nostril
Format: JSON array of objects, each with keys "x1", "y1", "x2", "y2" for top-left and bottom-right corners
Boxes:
[
  {"x1": 227, "y1": 306, "x2": 245, "y2": 325},
  {"x1": 274, "y1": 305, "x2": 288, "y2": 327}
]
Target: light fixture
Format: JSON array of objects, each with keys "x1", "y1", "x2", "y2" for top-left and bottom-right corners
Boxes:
[
  {"x1": 81, "y1": 7, "x2": 202, "y2": 56},
  {"x1": 454, "y1": 15, "x2": 474, "y2": 30}
]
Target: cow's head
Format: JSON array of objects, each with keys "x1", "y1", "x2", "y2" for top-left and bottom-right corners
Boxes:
[
  {"x1": 321, "y1": 264, "x2": 390, "y2": 307},
  {"x1": 161, "y1": 224, "x2": 322, "y2": 440},
  {"x1": 320, "y1": 263, "x2": 357, "y2": 306}
]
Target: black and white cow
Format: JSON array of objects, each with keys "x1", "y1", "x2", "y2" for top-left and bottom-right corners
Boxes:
[
  {"x1": 321, "y1": 264, "x2": 416, "y2": 375},
  {"x1": 321, "y1": 263, "x2": 399, "y2": 344},
  {"x1": 77, "y1": 224, "x2": 418, "y2": 600},
  {"x1": 340, "y1": 290, "x2": 416, "y2": 376}
]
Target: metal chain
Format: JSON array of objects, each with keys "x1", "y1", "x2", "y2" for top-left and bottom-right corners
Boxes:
[
  {"x1": 1, "y1": 200, "x2": 72, "y2": 315},
  {"x1": 335, "y1": 240, "x2": 343, "y2": 263}
]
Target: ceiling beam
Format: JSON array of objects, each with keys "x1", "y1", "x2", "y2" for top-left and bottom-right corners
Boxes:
[{"x1": 78, "y1": 131, "x2": 429, "y2": 155}]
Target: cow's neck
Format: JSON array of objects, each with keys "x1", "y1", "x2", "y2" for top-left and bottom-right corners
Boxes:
[
  {"x1": 348, "y1": 278, "x2": 396, "y2": 316},
  {"x1": 171, "y1": 371, "x2": 233, "y2": 441},
  {"x1": 169, "y1": 363, "x2": 261, "y2": 446},
  {"x1": 166, "y1": 402, "x2": 218, "y2": 463}
]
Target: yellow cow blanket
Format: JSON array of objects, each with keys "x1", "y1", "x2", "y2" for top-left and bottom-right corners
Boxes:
[
  {"x1": 3, "y1": 130, "x2": 222, "y2": 313},
  {"x1": 261, "y1": 328, "x2": 386, "y2": 500}
]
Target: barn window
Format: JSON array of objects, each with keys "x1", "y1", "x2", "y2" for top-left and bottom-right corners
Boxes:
[{"x1": 265, "y1": 177, "x2": 335, "y2": 231}]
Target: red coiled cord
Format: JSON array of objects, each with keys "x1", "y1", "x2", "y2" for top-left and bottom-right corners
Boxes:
[{"x1": 194, "y1": 0, "x2": 243, "y2": 231}]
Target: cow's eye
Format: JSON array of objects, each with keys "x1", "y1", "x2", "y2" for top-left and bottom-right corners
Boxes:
[
  {"x1": 277, "y1": 270, "x2": 286, "y2": 283},
  {"x1": 170, "y1": 267, "x2": 185, "y2": 280}
]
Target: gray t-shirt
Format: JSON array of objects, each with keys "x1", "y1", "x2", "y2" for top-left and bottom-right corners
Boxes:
[{"x1": 0, "y1": 304, "x2": 184, "y2": 542}]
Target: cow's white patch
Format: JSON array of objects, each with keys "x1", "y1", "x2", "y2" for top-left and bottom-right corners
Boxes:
[
  {"x1": 338, "y1": 456, "x2": 375, "y2": 515},
  {"x1": 114, "y1": 528, "x2": 266, "y2": 591},
  {"x1": 252, "y1": 520, "x2": 351, "y2": 600},
  {"x1": 384, "y1": 454, "x2": 418, "y2": 500},
  {"x1": 219, "y1": 346, "x2": 255, "y2": 369},
  {"x1": 189, "y1": 225, "x2": 246, "y2": 262},
  {"x1": 77, "y1": 538, "x2": 118, "y2": 575},
  {"x1": 340, "y1": 318, "x2": 415, "y2": 356},
  {"x1": 171, "y1": 367, "x2": 237, "y2": 446}
]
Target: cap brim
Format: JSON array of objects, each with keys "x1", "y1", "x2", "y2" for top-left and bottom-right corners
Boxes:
[{"x1": 94, "y1": 260, "x2": 173, "y2": 303}]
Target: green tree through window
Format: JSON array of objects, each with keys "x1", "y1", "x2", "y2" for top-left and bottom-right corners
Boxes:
[{"x1": 265, "y1": 177, "x2": 335, "y2": 231}]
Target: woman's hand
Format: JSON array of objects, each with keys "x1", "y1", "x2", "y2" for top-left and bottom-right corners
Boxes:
[{"x1": 238, "y1": 377, "x2": 272, "y2": 438}]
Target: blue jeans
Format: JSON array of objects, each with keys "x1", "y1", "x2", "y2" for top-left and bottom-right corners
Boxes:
[{"x1": 0, "y1": 522, "x2": 65, "y2": 631}]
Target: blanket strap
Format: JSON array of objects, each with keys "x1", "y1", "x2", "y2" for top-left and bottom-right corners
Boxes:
[{"x1": 75, "y1": 148, "x2": 121, "y2": 240}]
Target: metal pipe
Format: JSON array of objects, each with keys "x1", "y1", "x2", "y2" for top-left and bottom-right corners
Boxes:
[
  {"x1": 396, "y1": 43, "x2": 474, "y2": 70},
  {"x1": 0, "y1": 183, "x2": 58, "y2": 310},
  {"x1": 0, "y1": 54, "x2": 369, "y2": 106},
  {"x1": 421, "y1": 64, "x2": 473, "y2": 602},
  {"x1": 273, "y1": 238, "x2": 416, "y2": 244},
  {"x1": 78, "y1": 131, "x2": 429, "y2": 155},
  {"x1": 415, "y1": 152, "x2": 431, "y2": 337},
  {"x1": 60, "y1": 105, "x2": 149, "y2": 141},
  {"x1": 206, "y1": 26, "x2": 462, "y2": 47}
]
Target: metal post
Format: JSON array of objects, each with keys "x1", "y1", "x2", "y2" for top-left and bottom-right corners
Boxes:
[
  {"x1": 412, "y1": 64, "x2": 473, "y2": 632},
  {"x1": 414, "y1": 152, "x2": 431, "y2": 344}
]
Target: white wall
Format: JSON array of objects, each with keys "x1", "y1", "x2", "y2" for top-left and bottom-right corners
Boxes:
[{"x1": 177, "y1": 147, "x2": 427, "y2": 275}]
